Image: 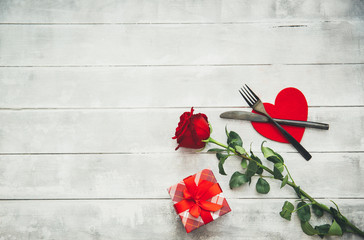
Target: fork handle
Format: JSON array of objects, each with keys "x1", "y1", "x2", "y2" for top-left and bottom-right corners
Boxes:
[{"x1": 267, "y1": 116, "x2": 312, "y2": 161}]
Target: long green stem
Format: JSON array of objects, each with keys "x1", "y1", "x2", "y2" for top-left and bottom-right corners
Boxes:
[{"x1": 206, "y1": 137, "x2": 364, "y2": 237}]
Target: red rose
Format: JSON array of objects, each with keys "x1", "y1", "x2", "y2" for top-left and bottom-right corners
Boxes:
[{"x1": 172, "y1": 107, "x2": 211, "y2": 150}]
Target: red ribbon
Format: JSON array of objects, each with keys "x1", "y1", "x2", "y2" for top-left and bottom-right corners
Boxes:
[{"x1": 174, "y1": 175, "x2": 223, "y2": 224}]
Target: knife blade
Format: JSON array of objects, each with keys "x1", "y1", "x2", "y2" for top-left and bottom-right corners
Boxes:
[{"x1": 220, "y1": 111, "x2": 329, "y2": 130}]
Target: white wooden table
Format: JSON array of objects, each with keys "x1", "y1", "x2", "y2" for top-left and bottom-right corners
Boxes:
[{"x1": 0, "y1": 1, "x2": 363, "y2": 239}]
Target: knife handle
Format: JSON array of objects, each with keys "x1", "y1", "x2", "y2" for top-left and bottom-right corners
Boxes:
[{"x1": 274, "y1": 118, "x2": 329, "y2": 130}]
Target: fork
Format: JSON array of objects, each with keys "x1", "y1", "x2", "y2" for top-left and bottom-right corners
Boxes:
[{"x1": 239, "y1": 85, "x2": 312, "y2": 161}]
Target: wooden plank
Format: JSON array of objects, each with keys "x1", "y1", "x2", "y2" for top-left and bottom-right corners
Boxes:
[
  {"x1": 0, "y1": 65, "x2": 363, "y2": 108},
  {"x1": 0, "y1": 153, "x2": 362, "y2": 199},
  {"x1": 0, "y1": 199, "x2": 362, "y2": 239},
  {"x1": 0, "y1": 107, "x2": 362, "y2": 153},
  {"x1": 0, "y1": 0, "x2": 363, "y2": 23},
  {"x1": 0, "y1": 22, "x2": 363, "y2": 66}
]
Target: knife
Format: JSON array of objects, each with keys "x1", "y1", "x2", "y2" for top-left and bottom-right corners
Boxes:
[{"x1": 220, "y1": 111, "x2": 329, "y2": 130}]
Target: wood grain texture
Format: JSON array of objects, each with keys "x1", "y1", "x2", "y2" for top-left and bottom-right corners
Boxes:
[
  {"x1": 0, "y1": 0, "x2": 363, "y2": 23},
  {"x1": 0, "y1": 153, "x2": 362, "y2": 199},
  {"x1": 0, "y1": 107, "x2": 362, "y2": 153},
  {"x1": 0, "y1": 22, "x2": 363, "y2": 66},
  {"x1": 0, "y1": 65, "x2": 363, "y2": 108},
  {"x1": 0, "y1": 0, "x2": 363, "y2": 238},
  {"x1": 0, "y1": 199, "x2": 362, "y2": 240}
]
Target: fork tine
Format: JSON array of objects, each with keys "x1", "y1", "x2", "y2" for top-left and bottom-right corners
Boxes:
[
  {"x1": 239, "y1": 89, "x2": 253, "y2": 107},
  {"x1": 244, "y1": 84, "x2": 260, "y2": 100},
  {"x1": 242, "y1": 85, "x2": 257, "y2": 103},
  {"x1": 241, "y1": 86, "x2": 256, "y2": 104}
]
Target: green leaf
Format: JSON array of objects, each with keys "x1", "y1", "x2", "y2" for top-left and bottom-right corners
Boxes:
[
  {"x1": 208, "y1": 148, "x2": 226, "y2": 153},
  {"x1": 330, "y1": 207, "x2": 347, "y2": 232},
  {"x1": 280, "y1": 201, "x2": 294, "y2": 220},
  {"x1": 315, "y1": 224, "x2": 330, "y2": 238},
  {"x1": 229, "y1": 172, "x2": 249, "y2": 189},
  {"x1": 246, "y1": 161, "x2": 258, "y2": 178},
  {"x1": 216, "y1": 152, "x2": 228, "y2": 160},
  {"x1": 227, "y1": 131, "x2": 243, "y2": 148},
  {"x1": 261, "y1": 141, "x2": 284, "y2": 164},
  {"x1": 256, "y1": 178, "x2": 270, "y2": 194},
  {"x1": 225, "y1": 125, "x2": 229, "y2": 137},
  {"x1": 297, "y1": 202, "x2": 311, "y2": 222},
  {"x1": 280, "y1": 175, "x2": 288, "y2": 188},
  {"x1": 261, "y1": 141, "x2": 275, "y2": 158},
  {"x1": 218, "y1": 161, "x2": 227, "y2": 175},
  {"x1": 275, "y1": 152, "x2": 284, "y2": 162},
  {"x1": 328, "y1": 220, "x2": 343, "y2": 236},
  {"x1": 241, "y1": 159, "x2": 247, "y2": 169},
  {"x1": 312, "y1": 204, "x2": 324, "y2": 217},
  {"x1": 250, "y1": 153, "x2": 263, "y2": 174},
  {"x1": 235, "y1": 145, "x2": 246, "y2": 155},
  {"x1": 300, "y1": 221, "x2": 319, "y2": 236},
  {"x1": 294, "y1": 186, "x2": 302, "y2": 199},
  {"x1": 267, "y1": 154, "x2": 283, "y2": 164},
  {"x1": 273, "y1": 166, "x2": 283, "y2": 179},
  {"x1": 274, "y1": 162, "x2": 284, "y2": 173},
  {"x1": 216, "y1": 153, "x2": 228, "y2": 175}
]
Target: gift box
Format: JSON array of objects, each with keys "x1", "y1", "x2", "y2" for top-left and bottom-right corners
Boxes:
[{"x1": 167, "y1": 169, "x2": 231, "y2": 233}]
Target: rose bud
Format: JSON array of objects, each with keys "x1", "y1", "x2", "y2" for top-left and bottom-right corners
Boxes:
[{"x1": 172, "y1": 107, "x2": 211, "y2": 150}]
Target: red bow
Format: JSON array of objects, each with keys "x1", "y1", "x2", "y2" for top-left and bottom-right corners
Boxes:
[{"x1": 174, "y1": 175, "x2": 223, "y2": 224}]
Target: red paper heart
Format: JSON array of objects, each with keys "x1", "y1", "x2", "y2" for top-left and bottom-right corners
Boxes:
[{"x1": 251, "y1": 87, "x2": 308, "y2": 143}]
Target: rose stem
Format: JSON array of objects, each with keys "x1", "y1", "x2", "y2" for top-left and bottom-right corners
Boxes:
[{"x1": 206, "y1": 137, "x2": 364, "y2": 237}]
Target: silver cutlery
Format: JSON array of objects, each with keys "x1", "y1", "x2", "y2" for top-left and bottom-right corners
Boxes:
[
  {"x1": 239, "y1": 85, "x2": 312, "y2": 160},
  {"x1": 220, "y1": 111, "x2": 329, "y2": 130}
]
